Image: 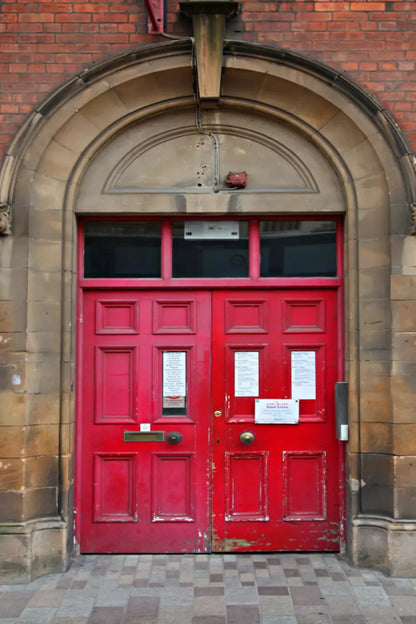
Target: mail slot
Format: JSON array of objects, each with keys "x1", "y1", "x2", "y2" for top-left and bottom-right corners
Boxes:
[{"x1": 123, "y1": 431, "x2": 165, "y2": 442}]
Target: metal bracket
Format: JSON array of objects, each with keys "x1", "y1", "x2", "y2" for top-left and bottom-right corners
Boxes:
[
  {"x1": 144, "y1": 0, "x2": 165, "y2": 34},
  {"x1": 335, "y1": 382, "x2": 349, "y2": 442},
  {"x1": 0, "y1": 202, "x2": 11, "y2": 236}
]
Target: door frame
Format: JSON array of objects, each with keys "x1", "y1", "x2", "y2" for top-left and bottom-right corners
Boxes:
[{"x1": 74, "y1": 215, "x2": 346, "y2": 552}]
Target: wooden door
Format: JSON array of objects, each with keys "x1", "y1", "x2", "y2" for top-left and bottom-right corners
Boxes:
[
  {"x1": 79, "y1": 290, "x2": 211, "y2": 553},
  {"x1": 211, "y1": 289, "x2": 340, "y2": 551}
]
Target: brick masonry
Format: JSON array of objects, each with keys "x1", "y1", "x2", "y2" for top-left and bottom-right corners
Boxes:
[{"x1": 1, "y1": 1, "x2": 416, "y2": 161}]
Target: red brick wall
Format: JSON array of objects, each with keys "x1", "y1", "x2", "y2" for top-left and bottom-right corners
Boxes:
[{"x1": 1, "y1": 0, "x2": 416, "y2": 162}]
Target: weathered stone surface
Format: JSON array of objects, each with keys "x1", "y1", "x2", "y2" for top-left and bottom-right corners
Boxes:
[
  {"x1": 394, "y1": 456, "x2": 416, "y2": 487},
  {"x1": 0, "y1": 458, "x2": 24, "y2": 490},
  {"x1": 0, "y1": 491, "x2": 24, "y2": 521},
  {"x1": 23, "y1": 487, "x2": 57, "y2": 520}
]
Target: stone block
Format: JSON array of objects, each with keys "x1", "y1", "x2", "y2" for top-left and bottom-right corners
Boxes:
[
  {"x1": 359, "y1": 268, "x2": 391, "y2": 301},
  {"x1": 395, "y1": 487, "x2": 416, "y2": 518},
  {"x1": 391, "y1": 275, "x2": 416, "y2": 300},
  {"x1": 31, "y1": 172, "x2": 67, "y2": 216},
  {"x1": 24, "y1": 424, "x2": 59, "y2": 457},
  {"x1": 388, "y1": 529, "x2": 416, "y2": 576},
  {"x1": 394, "y1": 456, "x2": 416, "y2": 487},
  {"x1": 359, "y1": 391, "x2": 391, "y2": 422},
  {"x1": 360, "y1": 454, "x2": 393, "y2": 515},
  {"x1": 392, "y1": 301, "x2": 416, "y2": 332},
  {"x1": 0, "y1": 425, "x2": 25, "y2": 457},
  {"x1": 27, "y1": 270, "x2": 63, "y2": 303},
  {"x1": 0, "y1": 300, "x2": 27, "y2": 333},
  {"x1": 25, "y1": 393, "x2": 61, "y2": 426},
  {"x1": 392, "y1": 333, "x2": 416, "y2": 362},
  {"x1": 37, "y1": 139, "x2": 78, "y2": 182},
  {"x1": 31, "y1": 521, "x2": 68, "y2": 579},
  {"x1": 359, "y1": 299, "x2": 390, "y2": 330},
  {"x1": 358, "y1": 238, "x2": 390, "y2": 270},
  {"x1": 393, "y1": 424, "x2": 416, "y2": 455},
  {"x1": 401, "y1": 236, "x2": 416, "y2": 270},
  {"x1": 0, "y1": 391, "x2": 27, "y2": 426},
  {"x1": 23, "y1": 486, "x2": 57, "y2": 520},
  {"x1": 27, "y1": 301, "x2": 61, "y2": 333},
  {"x1": 0, "y1": 458, "x2": 24, "y2": 490},
  {"x1": 0, "y1": 491, "x2": 24, "y2": 521},
  {"x1": 351, "y1": 522, "x2": 388, "y2": 571},
  {"x1": 0, "y1": 532, "x2": 30, "y2": 583},
  {"x1": 28, "y1": 238, "x2": 62, "y2": 272},
  {"x1": 25, "y1": 455, "x2": 58, "y2": 489},
  {"x1": 360, "y1": 422, "x2": 392, "y2": 454},
  {"x1": 0, "y1": 268, "x2": 27, "y2": 301}
]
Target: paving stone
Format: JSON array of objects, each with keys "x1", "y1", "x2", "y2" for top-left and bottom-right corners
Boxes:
[
  {"x1": 351, "y1": 585, "x2": 390, "y2": 605},
  {"x1": 18, "y1": 607, "x2": 57, "y2": 623},
  {"x1": 0, "y1": 553, "x2": 414, "y2": 624},
  {"x1": 290, "y1": 586, "x2": 323, "y2": 606},
  {"x1": 227, "y1": 604, "x2": 260, "y2": 624},
  {"x1": 87, "y1": 606, "x2": 124, "y2": 624},
  {"x1": 262, "y1": 618, "x2": 297, "y2": 624},
  {"x1": 28, "y1": 590, "x2": 68, "y2": 608},
  {"x1": 95, "y1": 588, "x2": 130, "y2": 606}
]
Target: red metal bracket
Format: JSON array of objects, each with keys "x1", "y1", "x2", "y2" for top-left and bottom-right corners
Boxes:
[{"x1": 144, "y1": 0, "x2": 165, "y2": 34}]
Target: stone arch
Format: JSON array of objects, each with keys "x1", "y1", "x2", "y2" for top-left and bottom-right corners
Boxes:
[{"x1": 1, "y1": 39, "x2": 415, "y2": 579}]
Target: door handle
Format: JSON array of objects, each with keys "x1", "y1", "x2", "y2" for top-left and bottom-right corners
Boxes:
[
  {"x1": 239, "y1": 431, "x2": 255, "y2": 445},
  {"x1": 166, "y1": 431, "x2": 183, "y2": 445}
]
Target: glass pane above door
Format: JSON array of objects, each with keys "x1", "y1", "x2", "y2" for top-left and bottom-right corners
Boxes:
[
  {"x1": 172, "y1": 221, "x2": 249, "y2": 278},
  {"x1": 260, "y1": 220, "x2": 337, "y2": 277},
  {"x1": 84, "y1": 221, "x2": 161, "y2": 278}
]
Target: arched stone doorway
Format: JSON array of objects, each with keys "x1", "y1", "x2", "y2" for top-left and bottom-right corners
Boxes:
[{"x1": 1, "y1": 40, "x2": 415, "y2": 580}]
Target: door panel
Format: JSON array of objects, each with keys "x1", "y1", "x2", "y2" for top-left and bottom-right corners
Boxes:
[
  {"x1": 79, "y1": 288, "x2": 341, "y2": 553},
  {"x1": 79, "y1": 291, "x2": 211, "y2": 553},
  {"x1": 212, "y1": 290, "x2": 340, "y2": 551}
]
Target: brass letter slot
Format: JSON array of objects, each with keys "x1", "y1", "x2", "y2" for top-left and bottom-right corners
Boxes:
[{"x1": 123, "y1": 431, "x2": 165, "y2": 442}]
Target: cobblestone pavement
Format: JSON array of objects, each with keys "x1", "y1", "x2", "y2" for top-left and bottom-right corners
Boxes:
[{"x1": 1, "y1": 553, "x2": 416, "y2": 624}]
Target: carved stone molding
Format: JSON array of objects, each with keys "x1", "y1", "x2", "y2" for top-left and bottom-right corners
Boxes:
[
  {"x1": 411, "y1": 203, "x2": 416, "y2": 235},
  {"x1": 0, "y1": 203, "x2": 11, "y2": 235}
]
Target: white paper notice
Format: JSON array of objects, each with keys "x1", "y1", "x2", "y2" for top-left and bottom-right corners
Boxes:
[
  {"x1": 255, "y1": 399, "x2": 299, "y2": 424},
  {"x1": 235, "y1": 351, "x2": 259, "y2": 397},
  {"x1": 291, "y1": 351, "x2": 316, "y2": 400},
  {"x1": 163, "y1": 352, "x2": 186, "y2": 397}
]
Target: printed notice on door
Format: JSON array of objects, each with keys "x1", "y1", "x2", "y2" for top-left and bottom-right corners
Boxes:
[
  {"x1": 291, "y1": 351, "x2": 316, "y2": 400},
  {"x1": 255, "y1": 399, "x2": 299, "y2": 424},
  {"x1": 163, "y1": 352, "x2": 186, "y2": 408},
  {"x1": 235, "y1": 351, "x2": 259, "y2": 397}
]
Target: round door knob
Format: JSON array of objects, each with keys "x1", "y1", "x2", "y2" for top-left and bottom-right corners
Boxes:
[
  {"x1": 166, "y1": 432, "x2": 183, "y2": 445},
  {"x1": 239, "y1": 431, "x2": 255, "y2": 445}
]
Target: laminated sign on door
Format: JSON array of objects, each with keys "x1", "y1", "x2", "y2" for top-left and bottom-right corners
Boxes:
[{"x1": 254, "y1": 399, "x2": 299, "y2": 424}]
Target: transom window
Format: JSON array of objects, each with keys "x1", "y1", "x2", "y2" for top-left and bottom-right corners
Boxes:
[{"x1": 82, "y1": 218, "x2": 338, "y2": 280}]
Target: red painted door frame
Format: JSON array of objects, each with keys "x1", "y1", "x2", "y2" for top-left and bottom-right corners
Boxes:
[{"x1": 75, "y1": 217, "x2": 345, "y2": 553}]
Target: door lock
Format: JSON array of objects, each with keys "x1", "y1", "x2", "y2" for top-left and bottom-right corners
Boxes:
[
  {"x1": 166, "y1": 431, "x2": 183, "y2": 445},
  {"x1": 239, "y1": 431, "x2": 255, "y2": 445},
  {"x1": 214, "y1": 410, "x2": 222, "y2": 418}
]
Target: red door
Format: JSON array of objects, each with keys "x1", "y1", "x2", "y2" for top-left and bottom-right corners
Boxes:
[
  {"x1": 78, "y1": 288, "x2": 341, "y2": 552},
  {"x1": 79, "y1": 290, "x2": 211, "y2": 553},
  {"x1": 212, "y1": 289, "x2": 340, "y2": 551}
]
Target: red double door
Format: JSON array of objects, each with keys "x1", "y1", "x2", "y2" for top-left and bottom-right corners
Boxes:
[{"x1": 79, "y1": 289, "x2": 341, "y2": 553}]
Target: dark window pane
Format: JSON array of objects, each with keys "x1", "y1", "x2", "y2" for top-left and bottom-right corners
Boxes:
[
  {"x1": 84, "y1": 221, "x2": 161, "y2": 278},
  {"x1": 260, "y1": 220, "x2": 337, "y2": 277},
  {"x1": 172, "y1": 221, "x2": 249, "y2": 278}
]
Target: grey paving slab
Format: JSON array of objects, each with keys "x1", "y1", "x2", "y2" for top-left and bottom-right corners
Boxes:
[{"x1": 0, "y1": 553, "x2": 415, "y2": 623}]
